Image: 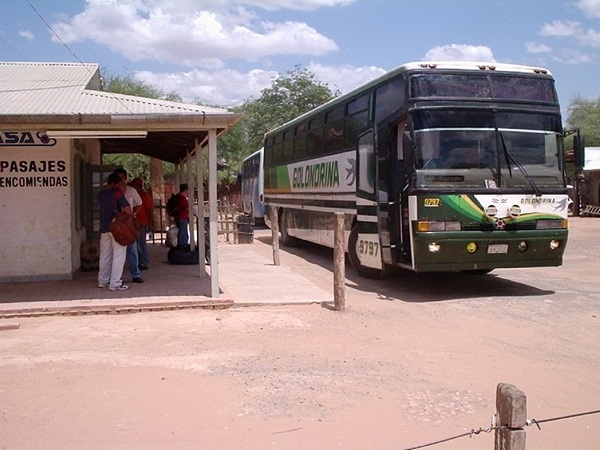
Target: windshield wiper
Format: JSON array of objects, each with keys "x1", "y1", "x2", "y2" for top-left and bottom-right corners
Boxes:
[{"x1": 498, "y1": 130, "x2": 542, "y2": 197}]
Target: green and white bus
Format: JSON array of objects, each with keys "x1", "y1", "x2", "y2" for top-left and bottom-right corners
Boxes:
[
  {"x1": 263, "y1": 61, "x2": 583, "y2": 276},
  {"x1": 241, "y1": 147, "x2": 265, "y2": 224}
]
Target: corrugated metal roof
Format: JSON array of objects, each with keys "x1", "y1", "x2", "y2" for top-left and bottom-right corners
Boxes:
[
  {"x1": 76, "y1": 89, "x2": 227, "y2": 115},
  {"x1": 0, "y1": 61, "x2": 228, "y2": 116},
  {"x1": 0, "y1": 62, "x2": 95, "y2": 114},
  {"x1": 0, "y1": 62, "x2": 241, "y2": 163}
]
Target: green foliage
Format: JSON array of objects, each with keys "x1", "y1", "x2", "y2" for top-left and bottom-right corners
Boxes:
[
  {"x1": 100, "y1": 66, "x2": 336, "y2": 190},
  {"x1": 566, "y1": 96, "x2": 600, "y2": 147},
  {"x1": 103, "y1": 73, "x2": 182, "y2": 102},
  {"x1": 216, "y1": 120, "x2": 246, "y2": 184},
  {"x1": 100, "y1": 71, "x2": 179, "y2": 180},
  {"x1": 238, "y1": 65, "x2": 337, "y2": 155},
  {"x1": 205, "y1": 66, "x2": 336, "y2": 185},
  {"x1": 102, "y1": 153, "x2": 151, "y2": 182}
]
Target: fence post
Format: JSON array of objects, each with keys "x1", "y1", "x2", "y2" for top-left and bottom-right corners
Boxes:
[
  {"x1": 495, "y1": 383, "x2": 527, "y2": 450},
  {"x1": 333, "y1": 212, "x2": 345, "y2": 311},
  {"x1": 270, "y1": 206, "x2": 280, "y2": 266}
]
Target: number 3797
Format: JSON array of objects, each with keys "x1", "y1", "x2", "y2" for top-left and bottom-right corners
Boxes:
[{"x1": 359, "y1": 240, "x2": 379, "y2": 256}]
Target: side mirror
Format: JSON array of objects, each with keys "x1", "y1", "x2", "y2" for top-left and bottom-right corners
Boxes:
[{"x1": 573, "y1": 133, "x2": 585, "y2": 169}]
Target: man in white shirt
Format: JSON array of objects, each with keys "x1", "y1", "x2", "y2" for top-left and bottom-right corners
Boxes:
[{"x1": 114, "y1": 168, "x2": 144, "y2": 283}]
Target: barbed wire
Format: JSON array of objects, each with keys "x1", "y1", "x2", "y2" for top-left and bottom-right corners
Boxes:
[
  {"x1": 526, "y1": 409, "x2": 600, "y2": 430},
  {"x1": 401, "y1": 408, "x2": 600, "y2": 450}
]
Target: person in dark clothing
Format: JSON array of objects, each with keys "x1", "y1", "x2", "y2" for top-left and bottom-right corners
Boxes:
[{"x1": 97, "y1": 173, "x2": 133, "y2": 291}]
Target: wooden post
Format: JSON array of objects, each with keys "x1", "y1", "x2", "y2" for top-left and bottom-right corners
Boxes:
[
  {"x1": 208, "y1": 129, "x2": 219, "y2": 298},
  {"x1": 270, "y1": 206, "x2": 280, "y2": 266},
  {"x1": 495, "y1": 383, "x2": 527, "y2": 450},
  {"x1": 333, "y1": 212, "x2": 346, "y2": 311}
]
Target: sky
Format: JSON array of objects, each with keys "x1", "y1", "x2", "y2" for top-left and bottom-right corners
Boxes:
[{"x1": 2, "y1": 0, "x2": 600, "y2": 119}]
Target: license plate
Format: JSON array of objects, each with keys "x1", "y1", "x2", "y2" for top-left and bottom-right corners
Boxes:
[{"x1": 487, "y1": 244, "x2": 508, "y2": 254}]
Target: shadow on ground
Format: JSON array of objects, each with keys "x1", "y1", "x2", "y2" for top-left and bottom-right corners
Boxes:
[{"x1": 254, "y1": 234, "x2": 554, "y2": 304}]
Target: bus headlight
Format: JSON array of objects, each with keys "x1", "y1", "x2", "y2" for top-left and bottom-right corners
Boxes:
[
  {"x1": 509, "y1": 205, "x2": 521, "y2": 217},
  {"x1": 536, "y1": 219, "x2": 568, "y2": 229},
  {"x1": 417, "y1": 221, "x2": 461, "y2": 232},
  {"x1": 518, "y1": 241, "x2": 528, "y2": 252},
  {"x1": 428, "y1": 242, "x2": 441, "y2": 252},
  {"x1": 550, "y1": 240, "x2": 561, "y2": 250},
  {"x1": 466, "y1": 242, "x2": 477, "y2": 253}
]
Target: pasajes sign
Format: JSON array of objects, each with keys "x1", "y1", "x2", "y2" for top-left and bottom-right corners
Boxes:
[
  {"x1": 0, "y1": 159, "x2": 68, "y2": 188},
  {"x1": 0, "y1": 131, "x2": 66, "y2": 188}
]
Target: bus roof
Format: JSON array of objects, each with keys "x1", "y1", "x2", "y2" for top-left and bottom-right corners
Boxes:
[
  {"x1": 265, "y1": 61, "x2": 554, "y2": 138},
  {"x1": 242, "y1": 147, "x2": 264, "y2": 162}
]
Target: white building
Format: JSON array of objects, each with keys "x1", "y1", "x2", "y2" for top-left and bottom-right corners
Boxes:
[
  {"x1": 0, "y1": 62, "x2": 240, "y2": 295},
  {"x1": 583, "y1": 146, "x2": 600, "y2": 208}
]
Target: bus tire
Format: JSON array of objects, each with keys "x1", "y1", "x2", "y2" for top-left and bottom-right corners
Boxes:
[
  {"x1": 348, "y1": 224, "x2": 381, "y2": 278},
  {"x1": 461, "y1": 269, "x2": 493, "y2": 275},
  {"x1": 280, "y1": 209, "x2": 299, "y2": 247}
]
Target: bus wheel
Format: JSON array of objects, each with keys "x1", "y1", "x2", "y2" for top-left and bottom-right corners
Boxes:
[
  {"x1": 461, "y1": 269, "x2": 493, "y2": 275},
  {"x1": 348, "y1": 224, "x2": 381, "y2": 278},
  {"x1": 280, "y1": 209, "x2": 299, "y2": 247}
]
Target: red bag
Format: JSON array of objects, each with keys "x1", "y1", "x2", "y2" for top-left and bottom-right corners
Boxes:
[{"x1": 110, "y1": 212, "x2": 139, "y2": 246}]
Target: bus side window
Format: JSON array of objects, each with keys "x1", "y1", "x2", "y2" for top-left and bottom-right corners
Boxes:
[
  {"x1": 294, "y1": 123, "x2": 308, "y2": 161},
  {"x1": 357, "y1": 130, "x2": 375, "y2": 196},
  {"x1": 308, "y1": 115, "x2": 324, "y2": 156}
]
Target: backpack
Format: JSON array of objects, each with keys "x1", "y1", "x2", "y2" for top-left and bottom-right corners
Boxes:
[
  {"x1": 166, "y1": 194, "x2": 180, "y2": 217},
  {"x1": 110, "y1": 212, "x2": 139, "y2": 246}
]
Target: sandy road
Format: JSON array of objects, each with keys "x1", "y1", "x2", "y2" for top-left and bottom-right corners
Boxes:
[{"x1": 1, "y1": 217, "x2": 599, "y2": 449}]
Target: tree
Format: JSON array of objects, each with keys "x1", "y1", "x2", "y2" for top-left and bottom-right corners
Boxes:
[
  {"x1": 204, "y1": 66, "x2": 336, "y2": 193},
  {"x1": 239, "y1": 65, "x2": 337, "y2": 155},
  {"x1": 101, "y1": 67, "x2": 337, "y2": 195},
  {"x1": 101, "y1": 72, "x2": 182, "y2": 212},
  {"x1": 566, "y1": 96, "x2": 600, "y2": 147},
  {"x1": 103, "y1": 74, "x2": 182, "y2": 103}
]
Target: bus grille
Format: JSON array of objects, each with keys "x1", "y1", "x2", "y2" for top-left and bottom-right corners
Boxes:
[{"x1": 461, "y1": 222, "x2": 537, "y2": 231}]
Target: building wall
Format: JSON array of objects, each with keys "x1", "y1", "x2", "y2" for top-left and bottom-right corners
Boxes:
[
  {"x1": 0, "y1": 132, "x2": 99, "y2": 282},
  {"x1": 588, "y1": 171, "x2": 600, "y2": 206}
]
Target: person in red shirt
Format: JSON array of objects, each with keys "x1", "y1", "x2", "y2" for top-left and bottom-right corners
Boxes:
[
  {"x1": 174, "y1": 183, "x2": 190, "y2": 248},
  {"x1": 130, "y1": 178, "x2": 153, "y2": 270}
]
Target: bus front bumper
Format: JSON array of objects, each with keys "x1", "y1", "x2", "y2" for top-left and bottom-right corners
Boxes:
[{"x1": 411, "y1": 229, "x2": 568, "y2": 272}]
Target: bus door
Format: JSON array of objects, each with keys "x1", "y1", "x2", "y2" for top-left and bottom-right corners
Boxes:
[
  {"x1": 354, "y1": 130, "x2": 385, "y2": 271},
  {"x1": 375, "y1": 125, "x2": 397, "y2": 267},
  {"x1": 397, "y1": 124, "x2": 413, "y2": 266}
]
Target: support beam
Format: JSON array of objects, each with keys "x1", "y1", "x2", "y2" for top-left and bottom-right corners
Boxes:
[
  {"x1": 187, "y1": 151, "x2": 196, "y2": 251},
  {"x1": 208, "y1": 129, "x2": 219, "y2": 298},
  {"x1": 195, "y1": 140, "x2": 206, "y2": 278},
  {"x1": 174, "y1": 163, "x2": 181, "y2": 188}
]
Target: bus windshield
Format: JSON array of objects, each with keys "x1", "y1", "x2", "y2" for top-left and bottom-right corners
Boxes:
[
  {"x1": 412, "y1": 109, "x2": 563, "y2": 191},
  {"x1": 410, "y1": 73, "x2": 557, "y2": 103}
]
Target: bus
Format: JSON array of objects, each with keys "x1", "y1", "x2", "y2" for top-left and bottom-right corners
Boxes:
[
  {"x1": 263, "y1": 61, "x2": 584, "y2": 277},
  {"x1": 241, "y1": 147, "x2": 264, "y2": 223}
]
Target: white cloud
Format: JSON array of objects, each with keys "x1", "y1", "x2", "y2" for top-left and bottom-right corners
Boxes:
[
  {"x1": 577, "y1": 0, "x2": 600, "y2": 18},
  {"x1": 133, "y1": 62, "x2": 386, "y2": 106},
  {"x1": 536, "y1": 16, "x2": 600, "y2": 58},
  {"x1": 134, "y1": 67, "x2": 278, "y2": 105},
  {"x1": 51, "y1": 0, "x2": 339, "y2": 67},
  {"x1": 423, "y1": 44, "x2": 495, "y2": 62},
  {"x1": 538, "y1": 20, "x2": 582, "y2": 37},
  {"x1": 140, "y1": 0, "x2": 358, "y2": 12},
  {"x1": 526, "y1": 42, "x2": 552, "y2": 53},
  {"x1": 578, "y1": 28, "x2": 600, "y2": 47},
  {"x1": 307, "y1": 62, "x2": 386, "y2": 94},
  {"x1": 552, "y1": 48, "x2": 594, "y2": 64},
  {"x1": 241, "y1": 0, "x2": 357, "y2": 11},
  {"x1": 18, "y1": 30, "x2": 34, "y2": 41}
]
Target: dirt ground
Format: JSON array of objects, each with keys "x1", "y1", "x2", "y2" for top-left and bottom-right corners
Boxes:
[{"x1": 1, "y1": 218, "x2": 599, "y2": 450}]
